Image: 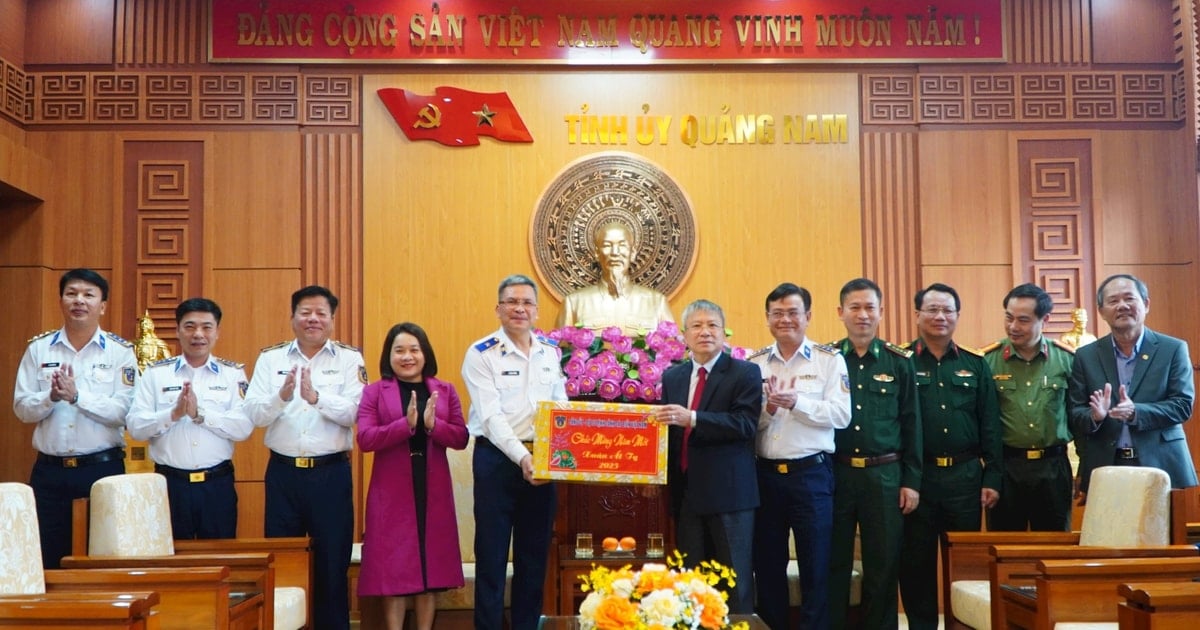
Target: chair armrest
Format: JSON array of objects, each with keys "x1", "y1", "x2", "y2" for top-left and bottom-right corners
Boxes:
[
  {"x1": 0, "y1": 591, "x2": 159, "y2": 622},
  {"x1": 45, "y1": 566, "x2": 230, "y2": 588},
  {"x1": 945, "y1": 531, "x2": 1081, "y2": 546},
  {"x1": 1038, "y1": 556, "x2": 1200, "y2": 578},
  {"x1": 61, "y1": 551, "x2": 273, "y2": 570},
  {"x1": 1120, "y1": 581, "x2": 1200, "y2": 606},
  {"x1": 992, "y1": 544, "x2": 1200, "y2": 560}
]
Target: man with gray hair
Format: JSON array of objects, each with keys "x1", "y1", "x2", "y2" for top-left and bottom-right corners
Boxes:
[
  {"x1": 1069, "y1": 274, "x2": 1197, "y2": 493},
  {"x1": 655, "y1": 299, "x2": 762, "y2": 613},
  {"x1": 462, "y1": 274, "x2": 567, "y2": 630}
]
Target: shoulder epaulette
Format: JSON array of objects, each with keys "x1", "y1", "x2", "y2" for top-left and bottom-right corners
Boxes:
[
  {"x1": 149, "y1": 357, "x2": 176, "y2": 368},
  {"x1": 979, "y1": 341, "x2": 1004, "y2": 354},
  {"x1": 959, "y1": 345, "x2": 985, "y2": 358},
  {"x1": 1050, "y1": 338, "x2": 1076, "y2": 354},
  {"x1": 27, "y1": 329, "x2": 55, "y2": 344},
  {"x1": 260, "y1": 340, "x2": 289, "y2": 353},
  {"x1": 214, "y1": 357, "x2": 245, "y2": 369},
  {"x1": 474, "y1": 337, "x2": 500, "y2": 352},
  {"x1": 814, "y1": 343, "x2": 840, "y2": 355},
  {"x1": 106, "y1": 332, "x2": 134, "y2": 349},
  {"x1": 535, "y1": 334, "x2": 558, "y2": 347},
  {"x1": 333, "y1": 340, "x2": 362, "y2": 354},
  {"x1": 884, "y1": 342, "x2": 913, "y2": 358},
  {"x1": 747, "y1": 345, "x2": 771, "y2": 360}
]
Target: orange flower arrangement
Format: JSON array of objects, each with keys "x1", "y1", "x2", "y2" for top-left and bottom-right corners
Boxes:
[{"x1": 577, "y1": 551, "x2": 749, "y2": 630}]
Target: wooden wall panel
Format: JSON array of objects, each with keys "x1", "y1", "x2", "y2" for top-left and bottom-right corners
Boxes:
[
  {"x1": 0, "y1": 267, "x2": 56, "y2": 483},
  {"x1": 918, "y1": 130, "x2": 1012, "y2": 266},
  {"x1": 1093, "y1": 130, "x2": 1199, "y2": 265},
  {"x1": 115, "y1": 0, "x2": 207, "y2": 66},
  {"x1": 1093, "y1": 0, "x2": 1175, "y2": 64},
  {"x1": 24, "y1": 132, "x2": 118, "y2": 271},
  {"x1": 1010, "y1": 0, "x2": 1091, "y2": 65},
  {"x1": 0, "y1": 0, "x2": 25, "y2": 67},
  {"x1": 24, "y1": 0, "x2": 114, "y2": 66},
  {"x1": 234, "y1": 481, "x2": 264, "y2": 538},
  {"x1": 208, "y1": 131, "x2": 302, "y2": 270},
  {"x1": 862, "y1": 130, "x2": 920, "y2": 343},
  {"x1": 301, "y1": 131, "x2": 363, "y2": 351},
  {"x1": 1012, "y1": 136, "x2": 1096, "y2": 335},
  {"x1": 120, "y1": 139, "x2": 205, "y2": 343}
]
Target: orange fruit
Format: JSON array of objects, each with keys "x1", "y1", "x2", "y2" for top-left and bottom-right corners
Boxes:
[
  {"x1": 620, "y1": 536, "x2": 637, "y2": 551},
  {"x1": 602, "y1": 537, "x2": 619, "y2": 551}
]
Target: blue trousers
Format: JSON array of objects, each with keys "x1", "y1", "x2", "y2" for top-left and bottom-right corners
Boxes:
[
  {"x1": 472, "y1": 439, "x2": 556, "y2": 630},
  {"x1": 29, "y1": 456, "x2": 124, "y2": 569},
  {"x1": 754, "y1": 455, "x2": 834, "y2": 630},
  {"x1": 158, "y1": 463, "x2": 238, "y2": 539},
  {"x1": 265, "y1": 457, "x2": 352, "y2": 630}
]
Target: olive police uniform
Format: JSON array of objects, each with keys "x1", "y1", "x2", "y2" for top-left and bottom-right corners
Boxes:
[
  {"x1": 898, "y1": 339, "x2": 1002, "y2": 630},
  {"x1": 829, "y1": 338, "x2": 922, "y2": 630},
  {"x1": 983, "y1": 337, "x2": 1075, "y2": 531}
]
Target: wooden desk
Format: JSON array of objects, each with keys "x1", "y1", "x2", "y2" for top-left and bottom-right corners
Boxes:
[
  {"x1": 556, "y1": 544, "x2": 666, "y2": 614},
  {"x1": 1118, "y1": 582, "x2": 1200, "y2": 629},
  {"x1": 1000, "y1": 584, "x2": 1038, "y2": 630},
  {"x1": 538, "y1": 613, "x2": 769, "y2": 629}
]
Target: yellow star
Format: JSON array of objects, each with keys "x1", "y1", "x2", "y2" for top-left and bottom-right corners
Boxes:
[{"x1": 473, "y1": 104, "x2": 496, "y2": 127}]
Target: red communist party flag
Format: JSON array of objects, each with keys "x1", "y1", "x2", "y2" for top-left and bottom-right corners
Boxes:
[{"x1": 378, "y1": 86, "x2": 534, "y2": 146}]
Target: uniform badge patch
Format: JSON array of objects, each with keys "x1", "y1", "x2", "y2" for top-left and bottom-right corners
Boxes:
[
  {"x1": 122, "y1": 367, "x2": 136, "y2": 387},
  {"x1": 954, "y1": 370, "x2": 975, "y2": 377},
  {"x1": 358, "y1": 366, "x2": 369, "y2": 384},
  {"x1": 841, "y1": 374, "x2": 850, "y2": 392},
  {"x1": 873, "y1": 373, "x2": 895, "y2": 382},
  {"x1": 238, "y1": 381, "x2": 248, "y2": 399}
]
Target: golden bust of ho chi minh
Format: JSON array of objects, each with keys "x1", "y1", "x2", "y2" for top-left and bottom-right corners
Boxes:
[
  {"x1": 133, "y1": 311, "x2": 172, "y2": 372},
  {"x1": 557, "y1": 221, "x2": 675, "y2": 334},
  {"x1": 1059, "y1": 307, "x2": 1098, "y2": 350}
]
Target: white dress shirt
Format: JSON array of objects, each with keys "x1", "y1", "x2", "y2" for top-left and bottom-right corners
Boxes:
[
  {"x1": 750, "y1": 337, "x2": 852, "y2": 459},
  {"x1": 462, "y1": 328, "x2": 567, "y2": 465},
  {"x1": 127, "y1": 356, "x2": 254, "y2": 469},
  {"x1": 13, "y1": 327, "x2": 137, "y2": 456},
  {"x1": 243, "y1": 339, "x2": 365, "y2": 457}
]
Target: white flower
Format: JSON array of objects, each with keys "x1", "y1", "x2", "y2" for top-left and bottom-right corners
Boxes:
[
  {"x1": 578, "y1": 591, "x2": 602, "y2": 630},
  {"x1": 639, "y1": 588, "x2": 684, "y2": 626},
  {"x1": 611, "y1": 577, "x2": 635, "y2": 599}
]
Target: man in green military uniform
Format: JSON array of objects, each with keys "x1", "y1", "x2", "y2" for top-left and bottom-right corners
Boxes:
[
  {"x1": 983, "y1": 283, "x2": 1075, "y2": 531},
  {"x1": 898, "y1": 283, "x2": 1002, "y2": 630},
  {"x1": 829, "y1": 278, "x2": 922, "y2": 630}
]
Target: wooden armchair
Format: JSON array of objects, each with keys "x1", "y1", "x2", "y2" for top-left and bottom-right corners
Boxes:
[
  {"x1": 58, "y1": 473, "x2": 274, "y2": 629},
  {"x1": 942, "y1": 467, "x2": 1193, "y2": 629},
  {"x1": 999, "y1": 556, "x2": 1200, "y2": 630},
  {"x1": 0, "y1": 481, "x2": 163, "y2": 629},
  {"x1": 1118, "y1": 581, "x2": 1200, "y2": 628}
]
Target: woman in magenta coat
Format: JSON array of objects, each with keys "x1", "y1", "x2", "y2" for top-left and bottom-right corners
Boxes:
[{"x1": 357, "y1": 322, "x2": 469, "y2": 630}]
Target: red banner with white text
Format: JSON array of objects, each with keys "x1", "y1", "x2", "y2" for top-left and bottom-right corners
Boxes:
[{"x1": 210, "y1": 0, "x2": 1006, "y2": 64}]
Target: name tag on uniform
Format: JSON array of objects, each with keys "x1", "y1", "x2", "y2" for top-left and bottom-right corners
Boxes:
[
  {"x1": 873, "y1": 374, "x2": 895, "y2": 382},
  {"x1": 276, "y1": 370, "x2": 291, "y2": 375},
  {"x1": 40, "y1": 362, "x2": 61, "y2": 368},
  {"x1": 796, "y1": 374, "x2": 818, "y2": 380},
  {"x1": 93, "y1": 363, "x2": 112, "y2": 370},
  {"x1": 916, "y1": 371, "x2": 930, "y2": 377},
  {"x1": 994, "y1": 374, "x2": 1013, "y2": 381},
  {"x1": 209, "y1": 385, "x2": 228, "y2": 391},
  {"x1": 322, "y1": 369, "x2": 339, "y2": 375},
  {"x1": 502, "y1": 370, "x2": 520, "y2": 376},
  {"x1": 162, "y1": 385, "x2": 182, "y2": 392},
  {"x1": 954, "y1": 370, "x2": 975, "y2": 377}
]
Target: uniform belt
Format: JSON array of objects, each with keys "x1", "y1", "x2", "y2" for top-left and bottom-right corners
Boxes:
[
  {"x1": 1115, "y1": 447, "x2": 1139, "y2": 460},
  {"x1": 269, "y1": 451, "x2": 348, "y2": 469},
  {"x1": 835, "y1": 452, "x2": 901, "y2": 468},
  {"x1": 926, "y1": 449, "x2": 980, "y2": 468},
  {"x1": 1003, "y1": 444, "x2": 1066, "y2": 460},
  {"x1": 758, "y1": 453, "x2": 825, "y2": 474},
  {"x1": 155, "y1": 461, "x2": 234, "y2": 483},
  {"x1": 37, "y1": 447, "x2": 123, "y2": 469}
]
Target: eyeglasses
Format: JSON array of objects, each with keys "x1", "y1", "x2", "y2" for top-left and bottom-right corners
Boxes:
[
  {"x1": 767, "y1": 309, "x2": 804, "y2": 321},
  {"x1": 919, "y1": 307, "x2": 958, "y2": 316},
  {"x1": 500, "y1": 298, "x2": 537, "y2": 309}
]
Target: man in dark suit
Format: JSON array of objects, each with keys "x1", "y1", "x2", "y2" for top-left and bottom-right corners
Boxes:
[
  {"x1": 1068, "y1": 274, "x2": 1198, "y2": 493},
  {"x1": 656, "y1": 299, "x2": 762, "y2": 614}
]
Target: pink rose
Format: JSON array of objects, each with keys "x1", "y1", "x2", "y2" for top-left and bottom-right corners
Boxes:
[
  {"x1": 564, "y1": 357, "x2": 587, "y2": 377},
  {"x1": 565, "y1": 378, "x2": 581, "y2": 397},
  {"x1": 621, "y1": 379, "x2": 641, "y2": 400},
  {"x1": 612, "y1": 335, "x2": 634, "y2": 354},
  {"x1": 598, "y1": 379, "x2": 621, "y2": 400},
  {"x1": 601, "y1": 326, "x2": 624, "y2": 344},
  {"x1": 639, "y1": 382, "x2": 659, "y2": 401},
  {"x1": 627, "y1": 349, "x2": 646, "y2": 365},
  {"x1": 579, "y1": 376, "x2": 597, "y2": 393}
]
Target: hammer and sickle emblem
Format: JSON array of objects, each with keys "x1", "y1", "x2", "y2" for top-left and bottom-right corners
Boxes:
[{"x1": 413, "y1": 104, "x2": 442, "y2": 129}]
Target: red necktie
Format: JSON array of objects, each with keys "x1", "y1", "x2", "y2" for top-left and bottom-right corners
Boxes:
[{"x1": 681, "y1": 366, "x2": 707, "y2": 471}]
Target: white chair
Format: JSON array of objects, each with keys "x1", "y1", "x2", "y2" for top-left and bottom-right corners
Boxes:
[
  {"x1": 64, "y1": 473, "x2": 292, "y2": 629},
  {"x1": 0, "y1": 481, "x2": 161, "y2": 628},
  {"x1": 943, "y1": 466, "x2": 1194, "y2": 629}
]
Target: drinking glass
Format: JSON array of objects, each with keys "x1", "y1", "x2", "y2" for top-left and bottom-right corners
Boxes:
[
  {"x1": 646, "y1": 532, "x2": 665, "y2": 558},
  {"x1": 575, "y1": 532, "x2": 594, "y2": 558}
]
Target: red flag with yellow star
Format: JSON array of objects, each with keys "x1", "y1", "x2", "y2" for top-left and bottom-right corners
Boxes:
[{"x1": 378, "y1": 86, "x2": 534, "y2": 146}]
